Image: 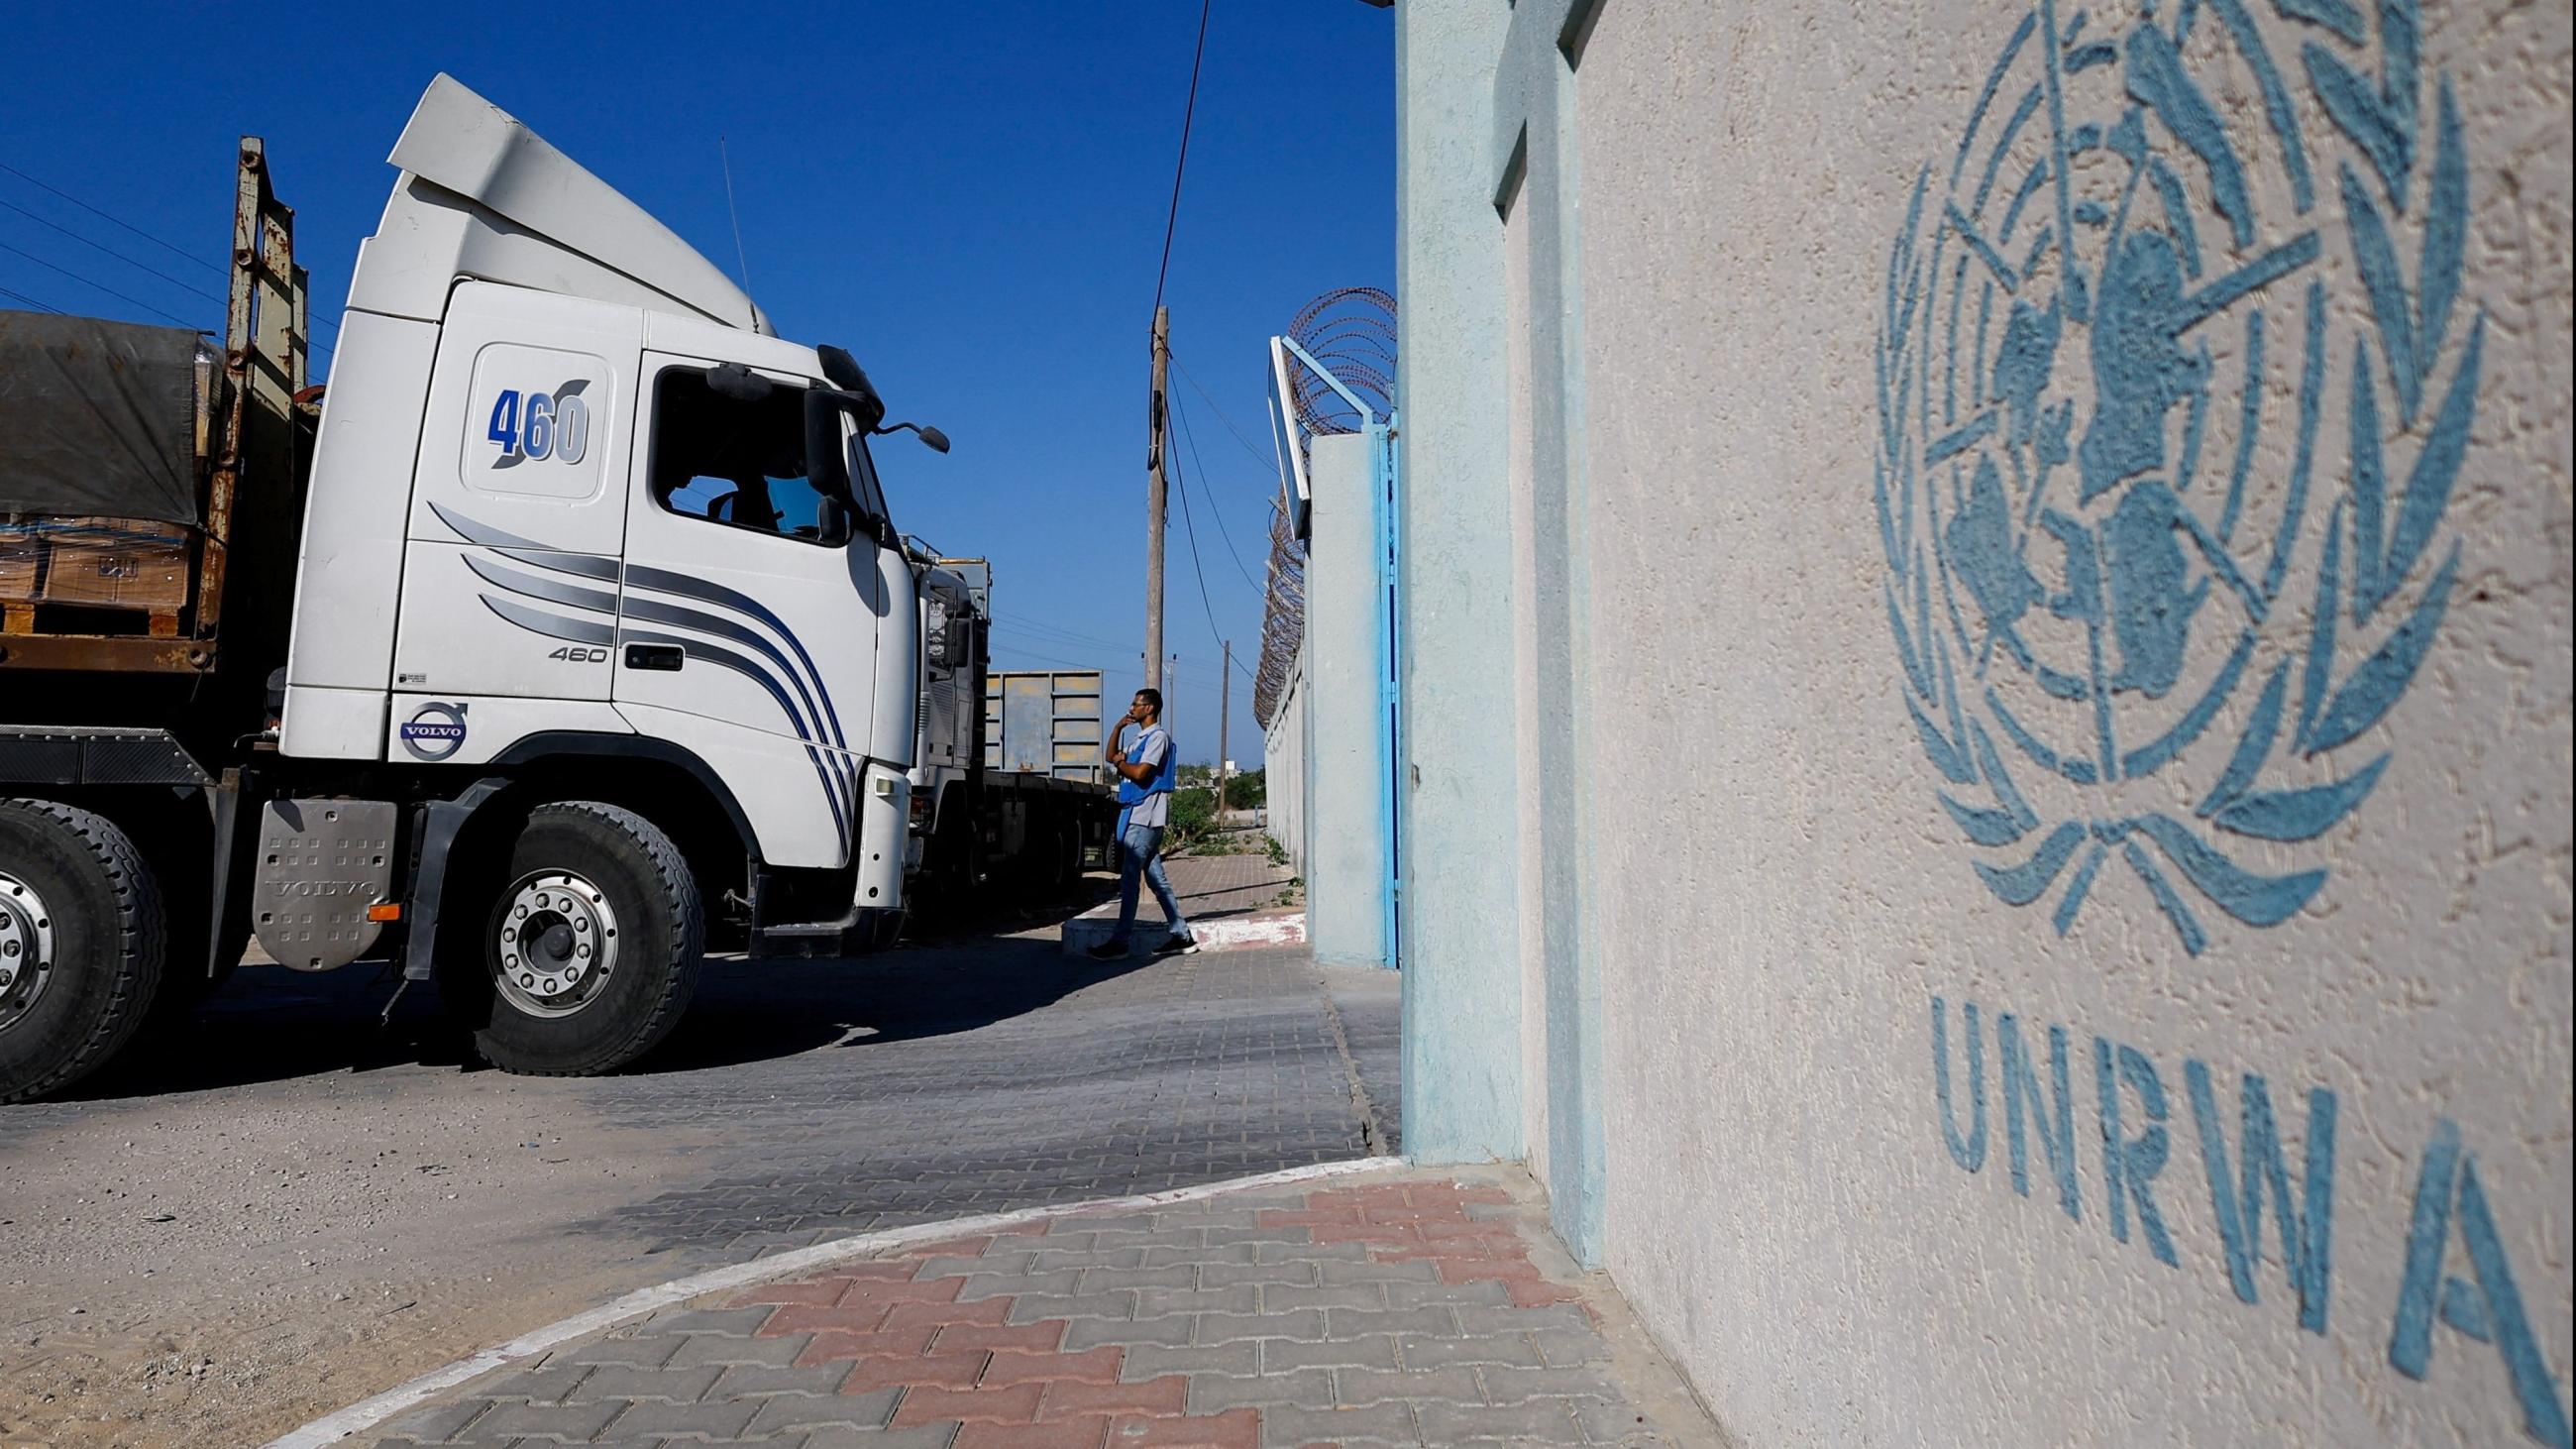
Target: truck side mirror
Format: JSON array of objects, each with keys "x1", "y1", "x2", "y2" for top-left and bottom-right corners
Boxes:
[
  {"x1": 815, "y1": 496, "x2": 853, "y2": 547},
  {"x1": 805, "y1": 390, "x2": 857, "y2": 503}
]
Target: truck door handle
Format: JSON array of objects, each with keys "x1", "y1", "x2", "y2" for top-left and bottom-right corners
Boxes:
[{"x1": 624, "y1": 644, "x2": 685, "y2": 672}]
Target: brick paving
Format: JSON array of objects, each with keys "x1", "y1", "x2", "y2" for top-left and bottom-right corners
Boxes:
[
  {"x1": 579, "y1": 945, "x2": 1390, "y2": 1263},
  {"x1": 370, "y1": 1169, "x2": 1701, "y2": 1448}
]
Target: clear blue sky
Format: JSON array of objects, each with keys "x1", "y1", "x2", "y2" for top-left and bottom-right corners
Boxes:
[{"x1": 0, "y1": 2, "x2": 1395, "y2": 762}]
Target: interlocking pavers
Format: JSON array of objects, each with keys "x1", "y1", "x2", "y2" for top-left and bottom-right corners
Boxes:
[
  {"x1": 466, "y1": 1396, "x2": 629, "y2": 1440},
  {"x1": 1184, "y1": 1366, "x2": 1336, "y2": 1413},
  {"x1": 352, "y1": 1168, "x2": 1720, "y2": 1448},
  {"x1": 564, "y1": 1363, "x2": 727, "y2": 1403}
]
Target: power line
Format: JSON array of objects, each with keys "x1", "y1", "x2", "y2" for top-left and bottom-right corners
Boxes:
[
  {"x1": 0, "y1": 195, "x2": 225, "y2": 305},
  {"x1": 1149, "y1": 0, "x2": 1214, "y2": 319},
  {"x1": 1171, "y1": 354, "x2": 1279, "y2": 473},
  {"x1": 0, "y1": 165, "x2": 339, "y2": 340},
  {"x1": 0, "y1": 161, "x2": 226, "y2": 277},
  {"x1": 992, "y1": 612, "x2": 1137, "y2": 653},
  {"x1": 0, "y1": 284, "x2": 63, "y2": 314},
  {"x1": 0, "y1": 241, "x2": 202, "y2": 329},
  {"x1": 1170, "y1": 388, "x2": 1261, "y2": 591},
  {"x1": 989, "y1": 640, "x2": 1112, "y2": 673},
  {"x1": 1167, "y1": 424, "x2": 1259, "y2": 683}
]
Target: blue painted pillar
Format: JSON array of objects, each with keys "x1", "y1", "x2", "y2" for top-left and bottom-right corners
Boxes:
[{"x1": 1394, "y1": 0, "x2": 1526, "y2": 1164}]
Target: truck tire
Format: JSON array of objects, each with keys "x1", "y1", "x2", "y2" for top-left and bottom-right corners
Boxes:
[
  {"x1": 436, "y1": 802, "x2": 701, "y2": 1077},
  {"x1": 0, "y1": 800, "x2": 166, "y2": 1103}
]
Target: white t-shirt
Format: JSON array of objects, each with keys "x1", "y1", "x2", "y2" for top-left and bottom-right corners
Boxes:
[{"x1": 1127, "y1": 726, "x2": 1172, "y2": 828}]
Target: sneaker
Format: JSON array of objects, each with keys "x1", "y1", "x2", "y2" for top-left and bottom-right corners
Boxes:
[
  {"x1": 1086, "y1": 940, "x2": 1130, "y2": 960},
  {"x1": 1154, "y1": 932, "x2": 1201, "y2": 955}
]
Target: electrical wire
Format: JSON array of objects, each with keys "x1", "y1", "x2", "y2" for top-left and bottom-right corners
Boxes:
[
  {"x1": 0, "y1": 283, "x2": 64, "y2": 313},
  {"x1": 1149, "y1": 0, "x2": 1214, "y2": 320},
  {"x1": 1167, "y1": 423, "x2": 1259, "y2": 684},
  {"x1": 1171, "y1": 354, "x2": 1279, "y2": 473},
  {"x1": 0, "y1": 195, "x2": 225, "y2": 304},
  {"x1": 0, "y1": 241, "x2": 201, "y2": 328},
  {"x1": 0, "y1": 164, "x2": 341, "y2": 339},
  {"x1": 989, "y1": 640, "x2": 1114, "y2": 673},
  {"x1": 1170, "y1": 388, "x2": 1261, "y2": 590},
  {"x1": 0, "y1": 160, "x2": 226, "y2": 276},
  {"x1": 992, "y1": 612, "x2": 1139, "y2": 654}
]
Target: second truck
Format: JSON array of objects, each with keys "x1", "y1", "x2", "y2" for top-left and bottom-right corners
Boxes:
[
  {"x1": 905, "y1": 550, "x2": 1117, "y2": 906},
  {"x1": 1, "y1": 76, "x2": 959, "y2": 1101}
]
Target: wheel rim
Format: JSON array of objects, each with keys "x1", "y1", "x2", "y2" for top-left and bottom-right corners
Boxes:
[
  {"x1": 489, "y1": 870, "x2": 620, "y2": 1020},
  {"x1": 0, "y1": 870, "x2": 55, "y2": 1033}
]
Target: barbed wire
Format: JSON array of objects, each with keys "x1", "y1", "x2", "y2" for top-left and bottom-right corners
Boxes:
[{"x1": 1253, "y1": 286, "x2": 1396, "y2": 727}]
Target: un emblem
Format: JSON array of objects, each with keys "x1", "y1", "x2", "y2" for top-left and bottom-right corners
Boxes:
[{"x1": 1878, "y1": 0, "x2": 2479, "y2": 953}]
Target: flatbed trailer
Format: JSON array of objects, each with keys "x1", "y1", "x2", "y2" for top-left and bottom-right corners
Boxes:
[{"x1": 905, "y1": 567, "x2": 1118, "y2": 903}]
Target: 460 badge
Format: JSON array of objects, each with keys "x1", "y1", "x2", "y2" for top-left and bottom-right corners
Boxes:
[{"x1": 486, "y1": 379, "x2": 592, "y2": 469}]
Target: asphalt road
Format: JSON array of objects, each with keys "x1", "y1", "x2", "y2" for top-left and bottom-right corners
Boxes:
[{"x1": 0, "y1": 911, "x2": 1397, "y2": 1449}]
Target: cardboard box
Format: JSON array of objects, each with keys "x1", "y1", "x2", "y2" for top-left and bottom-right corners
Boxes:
[
  {"x1": 0, "y1": 528, "x2": 43, "y2": 604},
  {"x1": 35, "y1": 517, "x2": 191, "y2": 612}
]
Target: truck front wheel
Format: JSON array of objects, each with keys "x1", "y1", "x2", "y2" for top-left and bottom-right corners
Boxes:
[
  {"x1": 0, "y1": 800, "x2": 165, "y2": 1103},
  {"x1": 437, "y1": 802, "x2": 702, "y2": 1076}
]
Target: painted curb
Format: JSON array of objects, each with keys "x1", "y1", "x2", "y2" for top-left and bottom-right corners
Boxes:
[
  {"x1": 1059, "y1": 912, "x2": 1308, "y2": 955},
  {"x1": 263, "y1": 1155, "x2": 1402, "y2": 1449}
]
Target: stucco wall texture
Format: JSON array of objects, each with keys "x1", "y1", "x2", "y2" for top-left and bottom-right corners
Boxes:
[
  {"x1": 1401, "y1": 0, "x2": 2572, "y2": 1444},
  {"x1": 1304, "y1": 433, "x2": 1393, "y2": 968}
]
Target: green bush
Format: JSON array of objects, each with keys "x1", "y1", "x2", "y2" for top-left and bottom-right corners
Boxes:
[
  {"x1": 1220, "y1": 768, "x2": 1266, "y2": 810},
  {"x1": 1165, "y1": 786, "x2": 1218, "y2": 848}
]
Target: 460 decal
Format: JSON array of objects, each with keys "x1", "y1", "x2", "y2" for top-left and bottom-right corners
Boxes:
[{"x1": 486, "y1": 379, "x2": 592, "y2": 468}]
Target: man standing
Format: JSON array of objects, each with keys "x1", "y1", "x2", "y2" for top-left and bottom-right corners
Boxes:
[{"x1": 1091, "y1": 688, "x2": 1197, "y2": 959}]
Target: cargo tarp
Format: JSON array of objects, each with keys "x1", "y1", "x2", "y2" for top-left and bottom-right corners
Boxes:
[{"x1": 0, "y1": 310, "x2": 203, "y2": 526}]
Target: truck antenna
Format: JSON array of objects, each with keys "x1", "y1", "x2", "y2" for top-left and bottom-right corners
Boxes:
[{"x1": 718, "y1": 134, "x2": 753, "y2": 293}]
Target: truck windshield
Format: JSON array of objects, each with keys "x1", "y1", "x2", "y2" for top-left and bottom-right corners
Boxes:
[{"x1": 649, "y1": 367, "x2": 836, "y2": 543}]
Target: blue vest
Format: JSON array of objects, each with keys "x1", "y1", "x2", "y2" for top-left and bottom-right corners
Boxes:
[{"x1": 1115, "y1": 725, "x2": 1176, "y2": 806}]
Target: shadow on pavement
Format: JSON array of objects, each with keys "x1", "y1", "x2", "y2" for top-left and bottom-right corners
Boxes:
[{"x1": 54, "y1": 874, "x2": 1147, "y2": 1102}]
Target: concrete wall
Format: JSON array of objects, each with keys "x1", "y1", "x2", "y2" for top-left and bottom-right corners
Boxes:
[
  {"x1": 1395, "y1": 0, "x2": 2573, "y2": 1444},
  {"x1": 1304, "y1": 433, "x2": 1392, "y2": 969},
  {"x1": 1263, "y1": 647, "x2": 1310, "y2": 880},
  {"x1": 1394, "y1": 0, "x2": 1527, "y2": 1163}
]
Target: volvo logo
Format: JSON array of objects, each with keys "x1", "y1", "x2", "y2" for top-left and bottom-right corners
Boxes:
[{"x1": 399, "y1": 702, "x2": 471, "y2": 762}]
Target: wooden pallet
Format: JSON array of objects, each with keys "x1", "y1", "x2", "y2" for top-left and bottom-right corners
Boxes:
[{"x1": 0, "y1": 599, "x2": 182, "y2": 638}]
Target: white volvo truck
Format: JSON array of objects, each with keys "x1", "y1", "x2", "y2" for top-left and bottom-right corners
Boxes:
[{"x1": 0, "y1": 76, "x2": 947, "y2": 1101}]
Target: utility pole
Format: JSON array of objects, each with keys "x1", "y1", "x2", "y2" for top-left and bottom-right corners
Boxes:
[
  {"x1": 1217, "y1": 639, "x2": 1232, "y2": 819},
  {"x1": 1144, "y1": 306, "x2": 1169, "y2": 692}
]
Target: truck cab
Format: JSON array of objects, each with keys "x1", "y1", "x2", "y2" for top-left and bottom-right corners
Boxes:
[{"x1": 0, "y1": 75, "x2": 939, "y2": 1100}]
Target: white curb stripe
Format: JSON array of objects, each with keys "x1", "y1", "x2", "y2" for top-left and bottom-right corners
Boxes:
[
  {"x1": 1059, "y1": 913, "x2": 1308, "y2": 955},
  {"x1": 264, "y1": 1156, "x2": 1405, "y2": 1449}
]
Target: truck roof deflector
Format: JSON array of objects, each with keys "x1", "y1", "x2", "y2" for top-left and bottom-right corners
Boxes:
[{"x1": 388, "y1": 73, "x2": 770, "y2": 335}]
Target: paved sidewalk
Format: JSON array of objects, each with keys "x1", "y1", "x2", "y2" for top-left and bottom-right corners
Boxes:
[
  {"x1": 369, "y1": 1169, "x2": 1709, "y2": 1448},
  {"x1": 1149, "y1": 849, "x2": 1301, "y2": 924},
  {"x1": 1063, "y1": 848, "x2": 1308, "y2": 957}
]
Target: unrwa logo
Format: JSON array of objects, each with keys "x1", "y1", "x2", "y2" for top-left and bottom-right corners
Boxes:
[
  {"x1": 399, "y1": 702, "x2": 470, "y2": 762},
  {"x1": 1876, "y1": 0, "x2": 2478, "y2": 953}
]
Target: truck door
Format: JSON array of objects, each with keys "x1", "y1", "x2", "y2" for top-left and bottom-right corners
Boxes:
[
  {"x1": 610, "y1": 354, "x2": 887, "y2": 867},
  {"x1": 392, "y1": 283, "x2": 641, "y2": 719}
]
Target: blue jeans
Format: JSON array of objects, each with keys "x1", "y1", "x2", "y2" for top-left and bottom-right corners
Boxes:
[{"x1": 1111, "y1": 823, "x2": 1189, "y2": 946}]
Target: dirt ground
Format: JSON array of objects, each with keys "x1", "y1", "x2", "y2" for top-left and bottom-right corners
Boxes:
[
  {"x1": 0, "y1": 1011, "x2": 703, "y2": 1449},
  {"x1": 0, "y1": 862, "x2": 1362, "y2": 1449}
]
